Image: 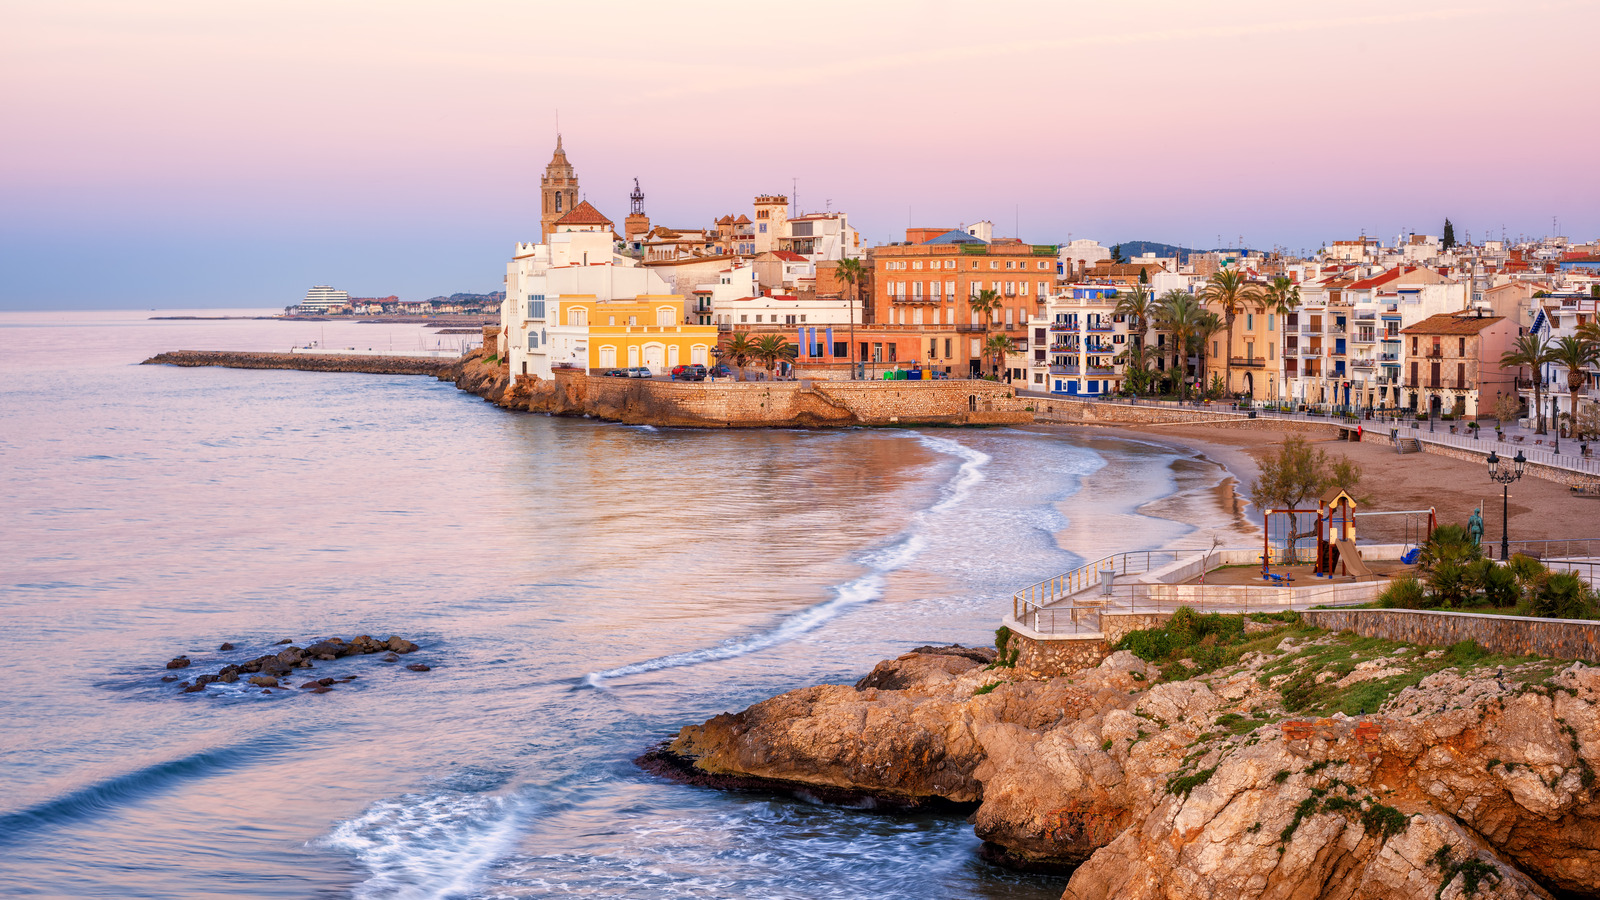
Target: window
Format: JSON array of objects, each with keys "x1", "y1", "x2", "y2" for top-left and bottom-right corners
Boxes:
[
  {"x1": 740, "y1": 315, "x2": 748, "y2": 323},
  {"x1": 1267, "y1": 314, "x2": 1274, "y2": 331},
  {"x1": 1038, "y1": 281, "x2": 1048, "y2": 297},
  {"x1": 1457, "y1": 362, "x2": 1466, "y2": 388},
  {"x1": 1246, "y1": 314, "x2": 1254, "y2": 331},
  {"x1": 833, "y1": 342, "x2": 847, "y2": 357},
  {"x1": 555, "y1": 193, "x2": 562, "y2": 212},
  {"x1": 657, "y1": 307, "x2": 674, "y2": 326},
  {"x1": 1213, "y1": 340, "x2": 1219, "y2": 357},
  {"x1": 1005, "y1": 261, "x2": 1014, "y2": 270},
  {"x1": 528, "y1": 331, "x2": 539, "y2": 349},
  {"x1": 1458, "y1": 337, "x2": 1466, "y2": 356},
  {"x1": 759, "y1": 223, "x2": 767, "y2": 233},
  {"x1": 1020, "y1": 281, "x2": 1029, "y2": 295},
  {"x1": 944, "y1": 338, "x2": 952, "y2": 357},
  {"x1": 970, "y1": 261, "x2": 978, "y2": 269},
  {"x1": 608, "y1": 315, "x2": 616, "y2": 326},
  {"x1": 1038, "y1": 261, "x2": 1048, "y2": 270},
  {"x1": 528, "y1": 296, "x2": 546, "y2": 319},
  {"x1": 989, "y1": 261, "x2": 999, "y2": 270},
  {"x1": 567, "y1": 308, "x2": 586, "y2": 326},
  {"x1": 945, "y1": 281, "x2": 955, "y2": 295},
  {"x1": 755, "y1": 315, "x2": 763, "y2": 323},
  {"x1": 945, "y1": 260, "x2": 955, "y2": 269},
  {"x1": 800, "y1": 315, "x2": 807, "y2": 323},
  {"x1": 887, "y1": 344, "x2": 897, "y2": 362},
  {"x1": 913, "y1": 260, "x2": 923, "y2": 270},
  {"x1": 872, "y1": 343, "x2": 883, "y2": 363}
]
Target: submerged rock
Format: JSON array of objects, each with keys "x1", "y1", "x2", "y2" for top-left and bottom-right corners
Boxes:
[
  {"x1": 405, "y1": 663, "x2": 430, "y2": 672},
  {"x1": 247, "y1": 675, "x2": 278, "y2": 688},
  {"x1": 218, "y1": 642, "x2": 234, "y2": 651},
  {"x1": 165, "y1": 656, "x2": 190, "y2": 669}
]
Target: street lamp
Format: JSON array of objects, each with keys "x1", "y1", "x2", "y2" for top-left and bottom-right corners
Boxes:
[
  {"x1": 1486, "y1": 449, "x2": 1526, "y2": 561},
  {"x1": 1552, "y1": 395, "x2": 1561, "y2": 454}
]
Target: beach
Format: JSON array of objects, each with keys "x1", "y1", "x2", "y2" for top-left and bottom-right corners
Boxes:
[{"x1": 1050, "y1": 421, "x2": 1597, "y2": 548}]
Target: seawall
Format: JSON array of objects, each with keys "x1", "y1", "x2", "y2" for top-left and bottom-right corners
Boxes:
[
  {"x1": 1301, "y1": 608, "x2": 1600, "y2": 664},
  {"x1": 142, "y1": 350, "x2": 456, "y2": 377}
]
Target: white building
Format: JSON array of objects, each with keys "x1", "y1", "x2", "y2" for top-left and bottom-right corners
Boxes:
[
  {"x1": 1026, "y1": 284, "x2": 1130, "y2": 396},
  {"x1": 296, "y1": 285, "x2": 351, "y2": 313}
]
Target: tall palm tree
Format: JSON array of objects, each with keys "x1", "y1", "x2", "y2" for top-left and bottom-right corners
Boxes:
[
  {"x1": 1500, "y1": 333, "x2": 1552, "y2": 433},
  {"x1": 834, "y1": 257, "x2": 865, "y2": 379},
  {"x1": 1195, "y1": 310, "x2": 1226, "y2": 397},
  {"x1": 1115, "y1": 342, "x2": 1158, "y2": 396},
  {"x1": 968, "y1": 288, "x2": 1004, "y2": 377},
  {"x1": 752, "y1": 334, "x2": 793, "y2": 380},
  {"x1": 1113, "y1": 284, "x2": 1153, "y2": 352},
  {"x1": 1547, "y1": 335, "x2": 1600, "y2": 438},
  {"x1": 1201, "y1": 269, "x2": 1265, "y2": 394},
  {"x1": 724, "y1": 332, "x2": 757, "y2": 382},
  {"x1": 1576, "y1": 319, "x2": 1600, "y2": 348},
  {"x1": 1155, "y1": 291, "x2": 1205, "y2": 399},
  {"x1": 983, "y1": 333, "x2": 1014, "y2": 381},
  {"x1": 1262, "y1": 275, "x2": 1301, "y2": 316}
]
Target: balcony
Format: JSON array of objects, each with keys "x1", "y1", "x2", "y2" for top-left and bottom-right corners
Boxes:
[
  {"x1": 1354, "y1": 311, "x2": 1376, "y2": 320},
  {"x1": 1229, "y1": 357, "x2": 1268, "y2": 369},
  {"x1": 1352, "y1": 333, "x2": 1376, "y2": 344},
  {"x1": 1085, "y1": 324, "x2": 1114, "y2": 333},
  {"x1": 1378, "y1": 353, "x2": 1399, "y2": 362},
  {"x1": 1351, "y1": 359, "x2": 1376, "y2": 369}
]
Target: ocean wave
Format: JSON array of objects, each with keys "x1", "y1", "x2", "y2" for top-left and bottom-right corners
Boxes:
[
  {"x1": 0, "y1": 745, "x2": 253, "y2": 843},
  {"x1": 320, "y1": 790, "x2": 524, "y2": 900},
  {"x1": 581, "y1": 434, "x2": 989, "y2": 686}
]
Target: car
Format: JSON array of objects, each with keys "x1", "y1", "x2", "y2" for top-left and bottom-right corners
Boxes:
[
  {"x1": 628, "y1": 366, "x2": 653, "y2": 378},
  {"x1": 671, "y1": 364, "x2": 707, "y2": 381},
  {"x1": 709, "y1": 364, "x2": 733, "y2": 379},
  {"x1": 601, "y1": 368, "x2": 628, "y2": 377}
]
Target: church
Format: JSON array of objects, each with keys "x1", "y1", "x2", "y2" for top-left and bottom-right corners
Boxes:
[{"x1": 499, "y1": 136, "x2": 718, "y2": 382}]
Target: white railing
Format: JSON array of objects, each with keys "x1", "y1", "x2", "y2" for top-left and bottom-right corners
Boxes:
[
  {"x1": 1389, "y1": 422, "x2": 1600, "y2": 477},
  {"x1": 1012, "y1": 550, "x2": 1194, "y2": 631}
]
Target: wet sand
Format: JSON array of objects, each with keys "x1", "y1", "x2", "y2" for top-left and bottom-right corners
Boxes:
[{"x1": 1045, "y1": 423, "x2": 1598, "y2": 547}]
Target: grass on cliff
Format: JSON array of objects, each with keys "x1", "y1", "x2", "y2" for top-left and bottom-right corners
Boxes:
[{"x1": 1114, "y1": 607, "x2": 1570, "y2": 718}]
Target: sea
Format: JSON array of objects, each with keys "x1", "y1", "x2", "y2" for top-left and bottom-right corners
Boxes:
[{"x1": 0, "y1": 309, "x2": 1254, "y2": 899}]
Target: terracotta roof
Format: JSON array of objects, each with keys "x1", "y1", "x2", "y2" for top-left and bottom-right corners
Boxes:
[
  {"x1": 734, "y1": 215, "x2": 751, "y2": 224},
  {"x1": 1399, "y1": 312, "x2": 1504, "y2": 335},
  {"x1": 553, "y1": 200, "x2": 613, "y2": 227},
  {"x1": 716, "y1": 215, "x2": 733, "y2": 225},
  {"x1": 771, "y1": 251, "x2": 808, "y2": 263}
]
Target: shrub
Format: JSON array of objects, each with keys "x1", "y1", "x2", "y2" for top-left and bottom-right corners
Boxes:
[
  {"x1": 1468, "y1": 560, "x2": 1520, "y2": 608},
  {"x1": 1507, "y1": 554, "x2": 1547, "y2": 590},
  {"x1": 1427, "y1": 561, "x2": 1472, "y2": 608},
  {"x1": 1378, "y1": 576, "x2": 1426, "y2": 609},
  {"x1": 1530, "y1": 571, "x2": 1596, "y2": 620}
]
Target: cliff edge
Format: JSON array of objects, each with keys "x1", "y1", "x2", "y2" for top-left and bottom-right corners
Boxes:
[{"x1": 650, "y1": 622, "x2": 1600, "y2": 899}]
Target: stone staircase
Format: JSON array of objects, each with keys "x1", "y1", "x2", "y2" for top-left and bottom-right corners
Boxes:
[{"x1": 1394, "y1": 437, "x2": 1422, "y2": 455}]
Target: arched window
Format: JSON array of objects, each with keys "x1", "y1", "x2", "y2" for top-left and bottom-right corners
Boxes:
[
  {"x1": 529, "y1": 331, "x2": 539, "y2": 349},
  {"x1": 555, "y1": 193, "x2": 563, "y2": 212},
  {"x1": 657, "y1": 307, "x2": 675, "y2": 326}
]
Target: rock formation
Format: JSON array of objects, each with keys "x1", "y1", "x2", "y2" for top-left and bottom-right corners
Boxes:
[
  {"x1": 652, "y1": 635, "x2": 1600, "y2": 899},
  {"x1": 164, "y1": 635, "x2": 422, "y2": 696}
]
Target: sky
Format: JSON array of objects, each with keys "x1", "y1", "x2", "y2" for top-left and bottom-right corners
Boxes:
[{"x1": 3, "y1": 0, "x2": 1597, "y2": 309}]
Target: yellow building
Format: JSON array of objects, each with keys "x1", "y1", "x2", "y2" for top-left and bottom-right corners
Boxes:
[{"x1": 554, "y1": 294, "x2": 719, "y2": 372}]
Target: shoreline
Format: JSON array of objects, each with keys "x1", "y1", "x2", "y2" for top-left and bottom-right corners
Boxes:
[{"x1": 1035, "y1": 419, "x2": 1599, "y2": 546}]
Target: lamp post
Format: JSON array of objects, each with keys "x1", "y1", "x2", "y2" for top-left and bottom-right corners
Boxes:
[
  {"x1": 1552, "y1": 395, "x2": 1561, "y2": 454},
  {"x1": 1486, "y1": 450, "x2": 1526, "y2": 561}
]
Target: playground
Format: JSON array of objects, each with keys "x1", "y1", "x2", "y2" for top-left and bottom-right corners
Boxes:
[{"x1": 1184, "y1": 558, "x2": 1414, "y2": 587}]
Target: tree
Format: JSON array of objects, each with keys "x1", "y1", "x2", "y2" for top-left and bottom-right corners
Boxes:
[
  {"x1": 1194, "y1": 310, "x2": 1226, "y2": 395},
  {"x1": 1138, "y1": 266, "x2": 1149, "y2": 285},
  {"x1": 1116, "y1": 342, "x2": 1159, "y2": 396},
  {"x1": 1111, "y1": 243, "x2": 1128, "y2": 264},
  {"x1": 1200, "y1": 268, "x2": 1265, "y2": 395},
  {"x1": 969, "y1": 288, "x2": 1003, "y2": 335},
  {"x1": 751, "y1": 334, "x2": 793, "y2": 379},
  {"x1": 1112, "y1": 284, "x2": 1154, "y2": 351},
  {"x1": 724, "y1": 333, "x2": 757, "y2": 381},
  {"x1": 1547, "y1": 335, "x2": 1600, "y2": 438},
  {"x1": 833, "y1": 257, "x2": 866, "y2": 379},
  {"x1": 1262, "y1": 275, "x2": 1300, "y2": 317},
  {"x1": 1248, "y1": 436, "x2": 1363, "y2": 561},
  {"x1": 1493, "y1": 392, "x2": 1522, "y2": 430},
  {"x1": 1500, "y1": 333, "x2": 1552, "y2": 433},
  {"x1": 983, "y1": 333, "x2": 1014, "y2": 381},
  {"x1": 1442, "y1": 218, "x2": 1457, "y2": 250},
  {"x1": 1155, "y1": 290, "x2": 1205, "y2": 399}
]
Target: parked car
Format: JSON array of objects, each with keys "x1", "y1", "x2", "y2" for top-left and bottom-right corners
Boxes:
[
  {"x1": 601, "y1": 368, "x2": 628, "y2": 377},
  {"x1": 627, "y1": 366, "x2": 653, "y2": 378},
  {"x1": 671, "y1": 364, "x2": 707, "y2": 381},
  {"x1": 709, "y1": 364, "x2": 734, "y2": 379}
]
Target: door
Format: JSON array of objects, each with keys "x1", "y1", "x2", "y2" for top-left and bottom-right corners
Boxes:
[
  {"x1": 628, "y1": 346, "x2": 640, "y2": 368},
  {"x1": 643, "y1": 343, "x2": 665, "y2": 371}
]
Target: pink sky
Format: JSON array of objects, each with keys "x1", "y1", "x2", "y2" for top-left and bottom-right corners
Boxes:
[{"x1": 3, "y1": 0, "x2": 1597, "y2": 307}]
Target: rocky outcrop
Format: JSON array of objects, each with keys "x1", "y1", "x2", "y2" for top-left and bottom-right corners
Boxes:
[
  {"x1": 654, "y1": 640, "x2": 1600, "y2": 899},
  {"x1": 165, "y1": 635, "x2": 424, "y2": 696},
  {"x1": 142, "y1": 351, "x2": 455, "y2": 376}
]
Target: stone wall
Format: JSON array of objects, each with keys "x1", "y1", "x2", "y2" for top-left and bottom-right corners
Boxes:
[
  {"x1": 1404, "y1": 436, "x2": 1598, "y2": 489},
  {"x1": 1302, "y1": 609, "x2": 1600, "y2": 663},
  {"x1": 1100, "y1": 613, "x2": 1174, "y2": 646},
  {"x1": 501, "y1": 371, "x2": 1031, "y2": 428},
  {"x1": 142, "y1": 351, "x2": 455, "y2": 377},
  {"x1": 1007, "y1": 630, "x2": 1111, "y2": 679},
  {"x1": 1031, "y1": 399, "x2": 1344, "y2": 437}
]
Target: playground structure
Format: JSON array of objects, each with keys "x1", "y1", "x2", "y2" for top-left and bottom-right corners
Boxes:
[{"x1": 1262, "y1": 492, "x2": 1435, "y2": 581}]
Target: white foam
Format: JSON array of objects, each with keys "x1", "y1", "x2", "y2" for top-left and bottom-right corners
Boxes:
[
  {"x1": 583, "y1": 435, "x2": 988, "y2": 685},
  {"x1": 320, "y1": 791, "x2": 523, "y2": 900}
]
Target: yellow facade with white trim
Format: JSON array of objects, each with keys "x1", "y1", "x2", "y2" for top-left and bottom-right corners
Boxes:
[{"x1": 557, "y1": 294, "x2": 719, "y2": 372}]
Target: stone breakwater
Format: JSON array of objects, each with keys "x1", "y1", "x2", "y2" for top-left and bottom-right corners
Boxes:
[
  {"x1": 444, "y1": 348, "x2": 1031, "y2": 428},
  {"x1": 649, "y1": 637, "x2": 1600, "y2": 900},
  {"x1": 143, "y1": 350, "x2": 455, "y2": 377}
]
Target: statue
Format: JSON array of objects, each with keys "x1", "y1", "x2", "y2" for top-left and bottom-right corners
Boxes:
[{"x1": 1467, "y1": 507, "x2": 1485, "y2": 547}]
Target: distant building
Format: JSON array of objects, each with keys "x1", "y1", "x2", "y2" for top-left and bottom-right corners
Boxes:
[
  {"x1": 540, "y1": 135, "x2": 580, "y2": 243},
  {"x1": 1399, "y1": 311, "x2": 1517, "y2": 419},
  {"x1": 297, "y1": 285, "x2": 350, "y2": 313}
]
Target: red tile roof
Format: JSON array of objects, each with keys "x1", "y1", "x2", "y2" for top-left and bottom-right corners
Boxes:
[
  {"x1": 1400, "y1": 312, "x2": 1504, "y2": 335},
  {"x1": 771, "y1": 251, "x2": 808, "y2": 262},
  {"x1": 553, "y1": 200, "x2": 613, "y2": 227}
]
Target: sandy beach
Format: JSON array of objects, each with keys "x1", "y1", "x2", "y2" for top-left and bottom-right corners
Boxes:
[{"x1": 1039, "y1": 422, "x2": 1598, "y2": 548}]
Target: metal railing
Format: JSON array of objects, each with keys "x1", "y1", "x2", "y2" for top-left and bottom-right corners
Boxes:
[
  {"x1": 1485, "y1": 539, "x2": 1600, "y2": 561},
  {"x1": 1012, "y1": 550, "x2": 1192, "y2": 623}
]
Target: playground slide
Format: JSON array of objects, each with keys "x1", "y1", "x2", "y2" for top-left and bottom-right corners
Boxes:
[{"x1": 1334, "y1": 540, "x2": 1374, "y2": 578}]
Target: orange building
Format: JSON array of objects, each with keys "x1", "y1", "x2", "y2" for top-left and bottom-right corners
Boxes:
[{"x1": 870, "y1": 229, "x2": 1059, "y2": 376}]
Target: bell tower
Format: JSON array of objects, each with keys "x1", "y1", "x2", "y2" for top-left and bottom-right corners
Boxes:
[{"x1": 540, "y1": 135, "x2": 579, "y2": 242}]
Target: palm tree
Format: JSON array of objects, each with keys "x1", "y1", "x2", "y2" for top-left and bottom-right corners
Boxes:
[
  {"x1": 724, "y1": 332, "x2": 757, "y2": 381},
  {"x1": 1155, "y1": 291, "x2": 1206, "y2": 399},
  {"x1": 1547, "y1": 335, "x2": 1600, "y2": 438},
  {"x1": 1201, "y1": 269, "x2": 1265, "y2": 395},
  {"x1": 1263, "y1": 275, "x2": 1300, "y2": 316},
  {"x1": 1500, "y1": 333, "x2": 1552, "y2": 433},
  {"x1": 1195, "y1": 310, "x2": 1226, "y2": 398},
  {"x1": 752, "y1": 334, "x2": 793, "y2": 380},
  {"x1": 1116, "y1": 342, "x2": 1159, "y2": 396},
  {"x1": 982, "y1": 333, "x2": 1014, "y2": 381},
  {"x1": 834, "y1": 257, "x2": 865, "y2": 379},
  {"x1": 1113, "y1": 284, "x2": 1153, "y2": 352},
  {"x1": 969, "y1": 288, "x2": 1003, "y2": 331}
]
